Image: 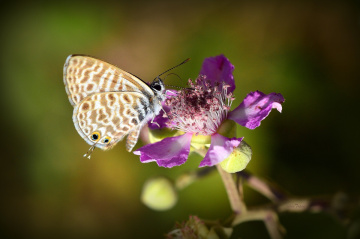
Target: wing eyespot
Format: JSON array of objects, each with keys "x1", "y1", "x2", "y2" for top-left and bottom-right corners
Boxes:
[
  {"x1": 91, "y1": 132, "x2": 100, "y2": 142},
  {"x1": 103, "y1": 136, "x2": 111, "y2": 144}
]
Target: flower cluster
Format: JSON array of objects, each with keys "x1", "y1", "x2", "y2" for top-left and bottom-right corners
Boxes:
[
  {"x1": 165, "y1": 77, "x2": 234, "y2": 136},
  {"x1": 134, "y1": 55, "x2": 284, "y2": 169}
]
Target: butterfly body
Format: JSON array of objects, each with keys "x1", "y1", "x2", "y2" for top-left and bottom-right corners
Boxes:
[{"x1": 63, "y1": 55, "x2": 165, "y2": 153}]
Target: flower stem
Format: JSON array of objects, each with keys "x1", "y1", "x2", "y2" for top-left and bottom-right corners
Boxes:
[
  {"x1": 195, "y1": 148, "x2": 245, "y2": 214},
  {"x1": 216, "y1": 164, "x2": 245, "y2": 215},
  {"x1": 237, "y1": 170, "x2": 286, "y2": 202},
  {"x1": 232, "y1": 209, "x2": 284, "y2": 239},
  {"x1": 175, "y1": 167, "x2": 216, "y2": 190}
]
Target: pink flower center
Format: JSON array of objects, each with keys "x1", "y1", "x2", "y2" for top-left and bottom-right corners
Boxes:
[{"x1": 165, "y1": 75, "x2": 234, "y2": 135}]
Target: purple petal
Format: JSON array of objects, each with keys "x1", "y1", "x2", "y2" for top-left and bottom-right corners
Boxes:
[
  {"x1": 148, "y1": 90, "x2": 178, "y2": 129},
  {"x1": 228, "y1": 91, "x2": 285, "y2": 129},
  {"x1": 134, "y1": 133, "x2": 193, "y2": 168},
  {"x1": 199, "y1": 134, "x2": 243, "y2": 167},
  {"x1": 199, "y1": 54, "x2": 235, "y2": 93}
]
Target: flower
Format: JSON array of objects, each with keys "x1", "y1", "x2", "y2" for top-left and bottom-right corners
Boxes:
[{"x1": 134, "y1": 55, "x2": 284, "y2": 168}]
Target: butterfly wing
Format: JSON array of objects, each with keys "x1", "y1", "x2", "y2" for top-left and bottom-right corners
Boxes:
[
  {"x1": 63, "y1": 54, "x2": 153, "y2": 107},
  {"x1": 126, "y1": 125, "x2": 142, "y2": 152},
  {"x1": 73, "y1": 91, "x2": 154, "y2": 151}
]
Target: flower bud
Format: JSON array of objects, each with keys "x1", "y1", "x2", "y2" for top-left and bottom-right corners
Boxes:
[
  {"x1": 141, "y1": 177, "x2": 177, "y2": 211},
  {"x1": 166, "y1": 216, "x2": 232, "y2": 239},
  {"x1": 220, "y1": 141, "x2": 252, "y2": 173}
]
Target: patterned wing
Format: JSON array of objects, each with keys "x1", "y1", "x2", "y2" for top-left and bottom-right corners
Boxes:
[
  {"x1": 126, "y1": 126, "x2": 142, "y2": 152},
  {"x1": 73, "y1": 91, "x2": 153, "y2": 151},
  {"x1": 63, "y1": 55, "x2": 153, "y2": 107}
]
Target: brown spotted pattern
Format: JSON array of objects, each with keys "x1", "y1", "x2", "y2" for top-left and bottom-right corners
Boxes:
[
  {"x1": 64, "y1": 55, "x2": 152, "y2": 106},
  {"x1": 73, "y1": 92, "x2": 150, "y2": 151},
  {"x1": 64, "y1": 55, "x2": 160, "y2": 152}
]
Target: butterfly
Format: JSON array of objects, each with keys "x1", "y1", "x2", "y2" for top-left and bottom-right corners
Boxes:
[{"x1": 63, "y1": 54, "x2": 189, "y2": 158}]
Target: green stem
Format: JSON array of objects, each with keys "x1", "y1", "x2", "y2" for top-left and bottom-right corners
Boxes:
[
  {"x1": 216, "y1": 164, "x2": 244, "y2": 214},
  {"x1": 194, "y1": 148, "x2": 244, "y2": 214}
]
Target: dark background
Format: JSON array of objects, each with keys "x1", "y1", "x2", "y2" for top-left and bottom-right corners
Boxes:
[{"x1": 1, "y1": 0, "x2": 359, "y2": 238}]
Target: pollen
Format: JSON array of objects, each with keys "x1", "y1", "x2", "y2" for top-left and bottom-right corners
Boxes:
[{"x1": 165, "y1": 75, "x2": 234, "y2": 135}]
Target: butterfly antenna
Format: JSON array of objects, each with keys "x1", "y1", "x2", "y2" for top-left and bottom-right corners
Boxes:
[
  {"x1": 156, "y1": 58, "x2": 190, "y2": 80},
  {"x1": 163, "y1": 72, "x2": 188, "y2": 86},
  {"x1": 163, "y1": 72, "x2": 182, "y2": 81},
  {"x1": 163, "y1": 73, "x2": 194, "y2": 91},
  {"x1": 165, "y1": 84, "x2": 186, "y2": 90}
]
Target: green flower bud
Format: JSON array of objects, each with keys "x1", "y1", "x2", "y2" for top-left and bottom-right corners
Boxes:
[
  {"x1": 220, "y1": 141, "x2": 252, "y2": 173},
  {"x1": 141, "y1": 177, "x2": 177, "y2": 211}
]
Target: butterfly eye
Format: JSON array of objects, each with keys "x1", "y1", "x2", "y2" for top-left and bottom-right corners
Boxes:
[
  {"x1": 103, "y1": 136, "x2": 111, "y2": 144},
  {"x1": 91, "y1": 132, "x2": 100, "y2": 142},
  {"x1": 153, "y1": 84, "x2": 161, "y2": 91}
]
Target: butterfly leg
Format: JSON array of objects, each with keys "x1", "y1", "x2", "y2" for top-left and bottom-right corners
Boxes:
[
  {"x1": 83, "y1": 144, "x2": 96, "y2": 159},
  {"x1": 126, "y1": 126, "x2": 141, "y2": 152},
  {"x1": 150, "y1": 117, "x2": 160, "y2": 128},
  {"x1": 160, "y1": 106, "x2": 168, "y2": 118}
]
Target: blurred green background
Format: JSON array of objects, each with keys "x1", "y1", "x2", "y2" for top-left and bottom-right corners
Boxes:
[{"x1": 1, "y1": 0, "x2": 359, "y2": 238}]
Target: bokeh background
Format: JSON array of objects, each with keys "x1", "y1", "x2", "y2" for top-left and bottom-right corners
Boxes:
[{"x1": 1, "y1": 0, "x2": 359, "y2": 238}]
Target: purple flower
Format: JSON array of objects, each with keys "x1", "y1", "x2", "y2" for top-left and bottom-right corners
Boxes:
[{"x1": 134, "y1": 55, "x2": 284, "y2": 168}]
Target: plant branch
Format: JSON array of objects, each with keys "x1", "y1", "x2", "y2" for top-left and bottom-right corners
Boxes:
[
  {"x1": 216, "y1": 164, "x2": 245, "y2": 215},
  {"x1": 194, "y1": 148, "x2": 245, "y2": 214},
  {"x1": 238, "y1": 170, "x2": 287, "y2": 202}
]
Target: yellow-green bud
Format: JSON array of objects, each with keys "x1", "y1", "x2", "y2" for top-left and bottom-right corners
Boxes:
[
  {"x1": 220, "y1": 141, "x2": 252, "y2": 173},
  {"x1": 141, "y1": 177, "x2": 177, "y2": 211}
]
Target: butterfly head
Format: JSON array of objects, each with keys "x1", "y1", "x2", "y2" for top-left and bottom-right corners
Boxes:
[
  {"x1": 149, "y1": 58, "x2": 190, "y2": 102},
  {"x1": 150, "y1": 77, "x2": 166, "y2": 101}
]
